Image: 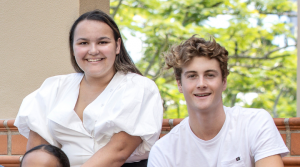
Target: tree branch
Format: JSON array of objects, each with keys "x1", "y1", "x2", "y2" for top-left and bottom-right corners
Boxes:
[
  {"x1": 231, "y1": 94, "x2": 237, "y2": 107},
  {"x1": 258, "y1": 12, "x2": 297, "y2": 17},
  {"x1": 144, "y1": 35, "x2": 169, "y2": 76},
  {"x1": 272, "y1": 87, "x2": 284, "y2": 118},
  {"x1": 152, "y1": 61, "x2": 165, "y2": 81},
  {"x1": 229, "y1": 44, "x2": 296, "y2": 60},
  {"x1": 111, "y1": 0, "x2": 123, "y2": 18},
  {"x1": 229, "y1": 54, "x2": 291, "y2": 60}
]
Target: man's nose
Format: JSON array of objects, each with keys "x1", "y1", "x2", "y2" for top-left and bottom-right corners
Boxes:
[{"x1": 196, "y1": 77, "x2": 207, "y2": 89}]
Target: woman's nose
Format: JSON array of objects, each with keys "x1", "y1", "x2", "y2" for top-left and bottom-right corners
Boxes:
[{"x1": 88, "y1": 44, "x2": 99, "y2": 55}]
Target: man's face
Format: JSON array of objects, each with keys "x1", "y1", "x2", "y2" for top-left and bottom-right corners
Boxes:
[{"x1": 177, "y1": 56, "x2": 227, "y2": 113}]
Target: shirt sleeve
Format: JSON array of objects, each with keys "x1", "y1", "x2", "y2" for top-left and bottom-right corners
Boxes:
[
  {"x1": 248, "y1": 109, "x2": 289, "y2": 162},
  {"x1": 101, "y1": 75, "x2": 164, "y2": 156},
  {"x1": 14, "y1": 76, "x2": 62, "y2": 146}
]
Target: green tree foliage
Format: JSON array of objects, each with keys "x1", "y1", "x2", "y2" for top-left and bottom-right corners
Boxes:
[{"x1": 110, "y1": 0, "x2": 297, "y2": 118}]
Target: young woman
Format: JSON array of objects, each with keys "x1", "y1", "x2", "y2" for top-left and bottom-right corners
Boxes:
[
  {"x1": 21, "y1": 144, "x2": 70, "y2": 167},
  {"x1": 15, "y1": 10, "x2": 163, "y2": 167}
]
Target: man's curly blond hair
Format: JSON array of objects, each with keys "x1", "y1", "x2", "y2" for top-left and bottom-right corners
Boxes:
[{"x1": 164, "y1": 35, "x2": 229, "y2": 82}]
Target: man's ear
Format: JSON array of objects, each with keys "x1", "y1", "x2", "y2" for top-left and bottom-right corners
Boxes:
[
  {"x1": 222, "y1": 78, "x2": 227, "y2": 91},
  {"x1": 176, "y1": 80, "x2": 183, "y2": 93}
]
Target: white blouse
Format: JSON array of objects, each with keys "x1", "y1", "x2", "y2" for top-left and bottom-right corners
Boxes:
[{"x1": 15, "y1": 72, "x2": 163, "y2": 167}]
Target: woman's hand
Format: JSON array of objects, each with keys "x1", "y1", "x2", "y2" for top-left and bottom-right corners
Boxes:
[
  {"x1": 81, "y1": 131, "x2": 142, "y2": 167},
  {"x1": 27, "y1": 130, "x2": 50, "y2": 151}
]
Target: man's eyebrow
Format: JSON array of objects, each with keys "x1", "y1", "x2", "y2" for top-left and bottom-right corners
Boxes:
[
  {"x1": 205, "y1": 69, "x2": 218, "y2": 73},
  {"x1": 183, "y1": 71, "x2": 197, "y2": 75}
]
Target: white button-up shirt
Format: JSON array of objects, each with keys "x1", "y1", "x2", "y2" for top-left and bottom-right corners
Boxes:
[{"x1": 15, "y1": 72, "x2": 163, "y2": 167}]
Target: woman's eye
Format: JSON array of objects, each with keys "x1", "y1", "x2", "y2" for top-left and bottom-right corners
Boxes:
[
  {"x1": 79, "y1": 42, "x2": 88, "y2": 45},
  {"x1": 99, "y1": 41, "x2": 108, "y2": 44}
]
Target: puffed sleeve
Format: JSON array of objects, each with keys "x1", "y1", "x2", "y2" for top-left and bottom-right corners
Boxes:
[
  {"x1": 95, "y1": 74, "x2": 163, "y2": 157},
  {"x1": 248, "y1": 109, "x2": 289, "y2": 162},
  {"x1": 14, "y1": 76, "x2": 62, "y2": 146}
]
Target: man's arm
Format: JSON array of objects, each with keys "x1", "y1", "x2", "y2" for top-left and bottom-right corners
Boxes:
[
  {"x1": 27, "y1": 130, "x2": 50, "y2": 150},
  {"x1": 255, "y1": 154, "x2": 284, "y2": 167},
  {"x1": 81, "y1": 131, "x2": 142, "y2": 167}
]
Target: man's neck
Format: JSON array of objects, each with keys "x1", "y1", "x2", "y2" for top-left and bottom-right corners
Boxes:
[{"x1": 188, "y1": 104, "x2": 226, "y2": 141}]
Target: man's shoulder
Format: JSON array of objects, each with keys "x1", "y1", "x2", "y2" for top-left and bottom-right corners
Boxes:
[
  {"x1": 153, "y1": 118, "x2": 190, "y2": 149},
  {"x1": 225, "y1": 105, "x2": 271, "y2": 121}
]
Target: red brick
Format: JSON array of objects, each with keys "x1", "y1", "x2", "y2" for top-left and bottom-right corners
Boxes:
[
  {"x1": 11, "y1": 135, "x2": 27, "y2": 155},
  {"x1": 290, "y1": 133, "x2": 300, "y2": 155},
  {"x1": 7, "y1": 119, "x2": 18, "y2": 131},
  {"x1": 159, "y1": 133, "x2": 166, "y2": 139},
  {"x1": 0, "y1": 120, "x2": 6, "y2": 132},
  {"x1": 0, "y1": 156, "x2": 21, "y2": 166},
  {"x1": 0, "y1": 135, "x2": 7, "y2": 155},
  {"x1": 289, "y1": 117, "x2": 300, "y2": 130},
  {"x1": 281, "y1": 134, "x2": 286, "y2": 145}
]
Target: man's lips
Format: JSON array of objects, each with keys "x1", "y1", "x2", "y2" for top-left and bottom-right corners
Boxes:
[
  {"x1": 194, "y1": 93, "x2": 211, "y2": 97},
  {"x1": 86, "y1": 58, "x2": 105, "y2": 62}
]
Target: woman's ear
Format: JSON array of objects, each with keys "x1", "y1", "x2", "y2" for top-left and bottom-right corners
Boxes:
[{"x1": 116, "y1": 38, "x2": 121, "y2": 54}]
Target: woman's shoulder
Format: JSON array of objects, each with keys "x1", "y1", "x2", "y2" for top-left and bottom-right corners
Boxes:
[
  {"x1": 123, "y1": 72, "x2": 158, "y2": 92},
  {"x1": 44, "y1": 73, "x2": 82, "y2": 82},
  {"x1": 41, "y1": 73, "x2": 83, "y2": 87}
]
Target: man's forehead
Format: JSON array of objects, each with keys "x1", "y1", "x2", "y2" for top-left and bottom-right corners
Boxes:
[{"x1": 181, "y1": 57, "x2": 221, "y2": 73}]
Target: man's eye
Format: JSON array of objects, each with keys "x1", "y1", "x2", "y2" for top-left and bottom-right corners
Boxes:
[
  {"x1": 188, "y1": 75, "x2": 196, "y2": 78},
  {"x1": 207, "y1": 74, "x2": 215, "y2": 77}
]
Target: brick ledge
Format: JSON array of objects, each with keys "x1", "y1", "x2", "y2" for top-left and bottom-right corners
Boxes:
[{"x1": 0, "y1": 156, "x2": 299, "y2": 166}]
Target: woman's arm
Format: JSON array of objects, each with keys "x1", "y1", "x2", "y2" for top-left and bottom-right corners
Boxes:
[
  {"x1": 81, "y1": 131, "x2": 142, "y2": 167},
  {"x1": 26, "y1": 130, "x2": 49, "y2": 151}
]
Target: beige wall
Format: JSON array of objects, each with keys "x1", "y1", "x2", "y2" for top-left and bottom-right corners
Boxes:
[
  {"x1": 0, "y1": 0, "x2": 109, "y2": 119},
  {"x1": 80, "y1": 0, "x2": 110, "y2": 15}
]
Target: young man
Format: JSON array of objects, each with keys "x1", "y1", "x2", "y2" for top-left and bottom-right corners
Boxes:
[{"x1": 148, "y1": 35, "x2": 289, "y2": 167}]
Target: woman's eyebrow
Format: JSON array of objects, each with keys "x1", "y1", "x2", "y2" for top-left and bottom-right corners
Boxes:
[
  {"x1": 76, "y1": 37, "x2": 111, "y2": 41},
  {"x1": 97, "y1": 36, "x2": 111, "y2": 40},
  {"x1": 76, "y1": 38, "x2": 88, "y2": 41}
]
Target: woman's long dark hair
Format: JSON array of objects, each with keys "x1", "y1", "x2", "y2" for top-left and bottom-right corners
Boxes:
[
  {"x1": 21, "y1": 144, "x2": 70, "y2": 167},
  {"x1": 69, "y1": 10, "x2": 142, "y2": 75}
]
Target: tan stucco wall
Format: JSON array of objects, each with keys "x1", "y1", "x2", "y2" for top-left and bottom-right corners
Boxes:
[
  {"x1": 0, "y1": 0, "x2": 109, "y2": 119},
  {"x1": 80, "y1": 0, "x2": 110, "y2": 15}
]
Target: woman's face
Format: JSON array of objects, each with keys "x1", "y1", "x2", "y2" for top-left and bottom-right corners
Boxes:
[
  {"x1": 21, "y1": 150, "x2": 59, "y2": 167},
  {"x1": 73, "y1": 20, "x2": 121, "y2": 79}
]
